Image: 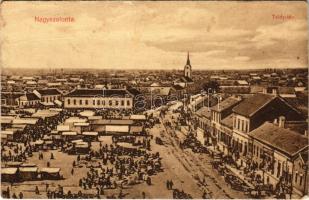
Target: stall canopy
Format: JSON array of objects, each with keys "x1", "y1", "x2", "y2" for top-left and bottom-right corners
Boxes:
[
  {"x1": 130, "y1": 115, "x2": 146, "y2": 120},
  {"x1": 1, "y1": 168, "x2": 18, "y2": 175},
  {"x1": 87, "y1": 116, "x2": 102, "y2": 120},
  {"x1": 106, "y1": 125, "x2": 129, "y2": 133},
  {"x1": 12, "y1": 124, "x2": 27, "y2": 129},
  {"x1": 93, "y1": 119, "x2": 134, "y2": 125},
  {"x1": 82, "y1": 132, "x2": 98, "y2": 136},
  {"x1": 0, "y1": 116, "x2": 15, "y2": 124},
  {"x1": 21, "y1": 163, "x2": 37, "y2": 167},
  {"x1": 74, "y1": 122, "x2": 90, "y2": 127},
  {"x1": 62, "y1": 131, "x2": 77, "y2": 136},
  {"x1": 40, "y1": 102, "x2": 55, "y2": 107},
  {"x1": 5, "y1": 162, "x2": 22, "y2": 167},
  {"x1": 19, "y1": 167, "x2": 38, "y2": 172},
  {"x1": 75, "y1": 142, "x2": 89, "y2": 148},
  {"x1": 32, "y1": 140, "x2": 44, "y2": 145},
  {"x1": 65, "y1": 117, "x2": 87, "y2": 124},
  {"x1": 13, "y1": 118, "x2": 38, "y2": 125},
  {"x1": 57, "y1": 125, "x2": 70, "y2": 132},
  {"x1": 79, "y1": 110, "x2": 95, "y2": 117},
  {"x1": 54, "y1": 100, "x2": 62, "y2": 106},
  {"x1": 117, "y1": 142, "x2": 138, "y2": 149},
  {"x1": 40, "y1": 167, "x2": 61, "y2": 174},
  {"x1": 32, "y1": 109, "x2": 59, "y2": 119},
  {"x1": 130, "y1": 126, "x2": 143, "y2": 133},
  {"x1": 2, "y1": 130, "x2": 14, "y2": 136},
  {"x1": 49, "y1": 108, "x2": 63, "y2": 112},
  {"x1": 72, "y1": 139, "x2": 84, "y2": 143}
]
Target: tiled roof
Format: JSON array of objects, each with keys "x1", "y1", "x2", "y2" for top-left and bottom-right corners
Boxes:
[
  {"x1": 37, "y1": 89, "x2": 61, "y2": 96},
  {"x1": 65, "y1": 89, "x2": 132, "y2": 98},
  {"x1": 211, "y1": 96, "x2": 241, "y2": 112},
  {"x1": 232, "y1": 94, "x2": 275, "y2": 117},
  {"x1": 221, "y1": 114, "x2": 234, "y2": 128},
  {"x1": 26, "y1": 93, "x2": 40, "y2": 101},
  {"x1": 196, "y1": 107, "x2": 211, "y2": 119},
  {"x1": 180, "y1": 76, "x2": 193, "y2": 83},
  {"x1": 127, "y1": 88, "x2": 141, "y2": 96},
  {"x1": 249, "y1": 122, "x2": 308, "y2": 156},
  {"x1": 172, "y1": 85, "x2": 184, "y2": 91}
]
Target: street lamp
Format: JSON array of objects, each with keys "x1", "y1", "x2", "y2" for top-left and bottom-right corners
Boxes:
[{"x1": 207, "y1": 88, "x2": 212, "y2": 111}]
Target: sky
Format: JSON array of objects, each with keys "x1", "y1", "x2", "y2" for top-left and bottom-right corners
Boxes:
[{"x1": 1, "y1": 1, "x2": 308, "y2": 70}]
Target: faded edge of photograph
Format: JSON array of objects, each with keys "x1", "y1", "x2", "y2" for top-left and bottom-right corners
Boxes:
[{"x1": 0, "y1": 1, "x2": 308, "y2": 199}]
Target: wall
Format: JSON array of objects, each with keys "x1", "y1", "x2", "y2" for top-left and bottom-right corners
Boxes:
[{"x1": 64, "y1": 97, "x2": 133, "y2": 109}]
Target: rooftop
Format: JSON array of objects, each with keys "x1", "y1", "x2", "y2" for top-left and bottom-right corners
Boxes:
[
  {"x1": 221, "y1": 114, "x2": 234, "y2": 129},
  {"x1": 249, "y1": 122, "x2": 308, "y2": 156},
  {"x1": 232, "y1": 94, "x2": 276, "y2": 117},
  {"x1": 211, "y1": 96, "x2": 241, "y2": 112},
  {"x1": 65, "y1": 89, "x2": 133, "y2": 98},
  {"x1": 36, "y1": 88, "x2": 62, "y2": 96}
]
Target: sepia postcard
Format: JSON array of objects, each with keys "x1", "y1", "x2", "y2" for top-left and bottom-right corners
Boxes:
[{"x1": 0, "y1": 1, "x2": 308, "y2": 199}]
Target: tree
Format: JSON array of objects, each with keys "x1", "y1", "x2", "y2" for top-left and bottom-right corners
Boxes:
[{"x1": 202, "y1": 81, "x2": 219, "y2": 93}]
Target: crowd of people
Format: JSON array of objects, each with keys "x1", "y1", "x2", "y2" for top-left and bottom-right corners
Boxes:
[
  {"x1": 1, "y1": 143, "x2": 31, "y2": 162},
  {"x1": 77, "y1": 143, "x2": 162, "y2": 193}
]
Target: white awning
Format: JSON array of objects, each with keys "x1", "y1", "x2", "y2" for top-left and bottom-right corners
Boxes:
[
  {"x1": 106, "y1": 125, "x2": 129, "y2": 133},
  {"x1": 82, "y1": 132, "x2": 98, "y2": 136}
]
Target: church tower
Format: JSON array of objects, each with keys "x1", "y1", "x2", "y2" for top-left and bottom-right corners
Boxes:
[{"x1": 184, "y1": 52, "x2": 192, "y2": 79}]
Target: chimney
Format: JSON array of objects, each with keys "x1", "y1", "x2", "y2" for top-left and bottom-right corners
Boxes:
[{"x1": 278, "y1": 116, "x2": 286, "y2": 128}]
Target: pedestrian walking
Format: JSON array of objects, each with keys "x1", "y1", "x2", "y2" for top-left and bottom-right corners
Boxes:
[
  {"x1": 19, "y1": 192, "x2": 24, "y2": 199},
  {"x1": 170, "y1": 180, "x2": 174, "y2": 189},
  {"x1": 35, "y1": 186, "x2": 40, "y2": 195}
]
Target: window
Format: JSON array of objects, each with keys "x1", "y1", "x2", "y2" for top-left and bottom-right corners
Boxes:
[
  {"x1": 109, "y1": 100, "x2": 112, "y2": 106},
  {"x1": 85, "y1": 100, "x2": 88, "y2": 105},
  {"x1": 277, "y1": 162, "x2": 281, "y2": 178},
  {"x1": 121, "y1": 100, "x2": 124, "y2": 106},
  {"x1": 80, "y1": 100, "x2": 83, "y2": 105},
  {"x1": 244, "y1": 143, "x2": 247, "y2": 155},
  {"x1": 300, "y1": 175, "x2": 303, "y2": 186},
  {"x1": 256, "y1": 146, "x2": 259, "y2": 157},
  {"x1": 260, "y1": 148, "x2": 263, "y2": 158},
  {"x1": 73, "y1": 99, "x2": 76, "y2": 105},
  {"x1": 127, "y1": 100, "x2": 130, "y2": 106},
  {"x1": 245, "y1": 121, "x2": 248, "y2": 132},
  {"x1": 67, "y1": 99, "x2": 71, "y2": 105},
  {"x1": 93, "y1": 100, "x2": 95, "y2": 105},
  {"x1": 237, "y1": 119, "x2": 240, "y2": 130},
  {"x1": 242, "y1": 120, "x2": 244, "y2": 131},
  {"x1": 233, "y1": 117, "x2": 236, "y2": 128},
  {"x1": 97, "y1": 100, "x2": 100, "y2": 105},
  {"x1": 115, "y1": 100, "x2": 119, "y2": 106},
  {"x1": 240, "y1": 142, "x2": 243, "y2": 153},
  {"x1": 295, "y1": 172, "x2": 298, "y2": 183},
  {"x1": 102, "y1": 100, "x2": 105, "y2": 106}
]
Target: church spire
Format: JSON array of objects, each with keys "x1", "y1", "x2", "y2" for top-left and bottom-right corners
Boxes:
[{"x1": 186, "y1": 51, "x2": 190, "y2": 66}]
